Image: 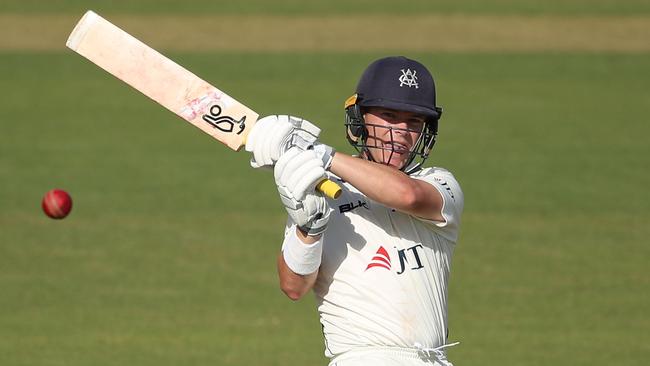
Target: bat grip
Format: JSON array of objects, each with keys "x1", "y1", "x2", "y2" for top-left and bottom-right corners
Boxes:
[{"x1": 316, "y1": 179, "x2": 342, "y2": 199}]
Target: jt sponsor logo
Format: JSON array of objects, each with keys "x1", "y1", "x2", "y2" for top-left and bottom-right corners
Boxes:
[
  {"x1": 365, "y1": 244, "x2": 425, "y2": 274},
  {"x1": 396, "y1": 244, "x2": 424, "y2": 274}
]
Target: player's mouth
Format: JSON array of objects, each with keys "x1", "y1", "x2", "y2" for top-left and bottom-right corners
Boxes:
[{"x1": 384, "y1": 142, "x2": 409, "y2": 154}]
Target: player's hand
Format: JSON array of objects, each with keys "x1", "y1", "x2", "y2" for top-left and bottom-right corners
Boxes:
[
  {"x1": 274, "y1": 147, "x2": 331, "y2": 235},
  {"x1": 245, "y1": 115, "x2": 321, "y2": 168}
]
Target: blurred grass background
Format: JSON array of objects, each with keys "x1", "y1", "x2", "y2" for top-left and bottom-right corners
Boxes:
[
  {"x1": 2, "y1": 0, "x2": 650, "y2": 14},
  {"x1": 1, "y1": 1, "x2": 649, "y2": 365}
]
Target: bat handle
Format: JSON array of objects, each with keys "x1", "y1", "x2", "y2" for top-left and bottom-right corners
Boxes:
[{"x1": 316, "y1": 179, "x2": 342, "y2": 199}]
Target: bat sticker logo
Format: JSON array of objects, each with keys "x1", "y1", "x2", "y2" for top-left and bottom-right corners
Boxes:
[{"x1": 202, "y1": 105, "x2": 246, "y2": 135}]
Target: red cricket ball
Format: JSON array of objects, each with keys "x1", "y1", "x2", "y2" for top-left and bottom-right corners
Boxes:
[{"x1": 42, "y1": 189, "x2": 73, "y2": 219}]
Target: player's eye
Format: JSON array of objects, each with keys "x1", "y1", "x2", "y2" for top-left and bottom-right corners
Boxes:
[{"x1": 381, "y1": 111, "x2": 397, "y2": 120}]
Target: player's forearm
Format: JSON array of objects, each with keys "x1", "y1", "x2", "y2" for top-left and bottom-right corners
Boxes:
[
  {"x1": 277, "y1": 228, "x2": 320, "y2": 300},
  {"x1": 330, "y1": 152, "x2": 438, "y2": 215},
  {"x1": 277, "y1": 253, "x2": 318, "y2": 301}
]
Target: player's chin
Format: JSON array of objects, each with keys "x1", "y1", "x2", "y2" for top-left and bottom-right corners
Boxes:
[
  {"x1": 384, "y1": 154, "x2": 409, "y2": 170},
  {"x1": 368, "y1": 147, "x2": 408, "y2": 169}
]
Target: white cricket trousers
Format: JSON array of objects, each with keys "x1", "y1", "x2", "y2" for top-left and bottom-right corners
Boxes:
[{"x1": 328, "y1": 346, "x2": 453, "y2": 366}]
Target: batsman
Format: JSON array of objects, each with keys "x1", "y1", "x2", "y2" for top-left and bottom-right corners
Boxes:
[{"x1": 246, "y1": 56, "x2": 464, "y2": 366}]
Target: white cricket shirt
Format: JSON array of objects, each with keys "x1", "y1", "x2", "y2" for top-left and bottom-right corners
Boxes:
[{"x1": 305, "y1": 167, "x2": 464, "y2": 358}]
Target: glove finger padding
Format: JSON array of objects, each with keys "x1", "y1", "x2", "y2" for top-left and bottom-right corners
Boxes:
[
  {"x1": 274, "y1": 147, "x2": 302, "y2": 183},
  {"x1": 292, "y1": 165, "x2": 325, "y2": 201},
  {"x1": 275, "y1": 148, "x2": 325, "y2": 201},
  {"x1": 246, "y1": 115, "x2": 294, "y2": 168},
  {"x1": 246, "y1": 116, "x2": 275, "y2": 168},
  {"x1": 245, "y1": 115, "x2": 274, "y2": 153},
  {"x1": 255, "y1": 119, "x2": 293, "y2": 167},
  {"x1": 263, "y1": 121, "x2": 293, "y2": 164}
]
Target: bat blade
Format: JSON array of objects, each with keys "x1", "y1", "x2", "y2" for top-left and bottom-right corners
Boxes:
[
  {"x1": 66, "y1": 10, "x2": 256, "y2": 151},
  {"x1": 66, "y1": 10, "x2": 341, "y2": 199}
]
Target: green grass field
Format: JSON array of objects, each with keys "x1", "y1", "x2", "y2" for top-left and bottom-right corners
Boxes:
[
  {"x1": 1, "y1": 1, "x2": 649, "y2": 365},
  {"x1": 3, "y1": 0, "x2": 650, "y2": 15}
]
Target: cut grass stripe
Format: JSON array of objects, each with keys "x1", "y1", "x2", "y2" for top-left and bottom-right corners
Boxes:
[{"x1": 1, "y1": 14, "x2": 650, "y2": 52}]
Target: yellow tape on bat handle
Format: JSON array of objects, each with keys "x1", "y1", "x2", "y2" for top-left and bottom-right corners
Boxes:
[{"x1": 316, "y1": 178, "x2": 342, "y2": 199}]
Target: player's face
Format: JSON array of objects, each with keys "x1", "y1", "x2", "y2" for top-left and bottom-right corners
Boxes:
[{"x1": 363, "y1": 107, "x2": 426, "y2": 169}]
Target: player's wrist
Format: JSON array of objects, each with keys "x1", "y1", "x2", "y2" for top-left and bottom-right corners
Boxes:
[
  {"x1": 298, "y1": 210, "x2": 330, "y2": 236},
  {"x1": 296, "y1": 227, "x2": 322, "y2": 243},
  {"x1": 282, "y1": 226, "x2": 323, "y2": 275}
]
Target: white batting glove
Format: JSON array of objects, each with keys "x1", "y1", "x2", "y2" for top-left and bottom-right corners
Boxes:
[
  {"x1": 245, "y1": 115, "x2": 322, "y2": 168},
  {"x1": 275, "y1": 147, "x2": 331, "y2": 235},
  {"x1": 311, "y1": 142, "x2": 336, "y2": 170}
]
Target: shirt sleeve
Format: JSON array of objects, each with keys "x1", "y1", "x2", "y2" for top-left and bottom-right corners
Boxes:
[{"x1": 413, "y1": 168, "x2": 464, "y2": 241}]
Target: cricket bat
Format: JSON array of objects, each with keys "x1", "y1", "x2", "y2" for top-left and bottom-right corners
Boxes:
[{"x1": 66, "y1": 10, "x2": 341, "y2": 199}]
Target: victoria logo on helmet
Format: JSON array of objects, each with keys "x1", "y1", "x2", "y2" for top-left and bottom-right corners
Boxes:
[{"x1": 399, "y1": 68, "x2": 419, "y2": 89}]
